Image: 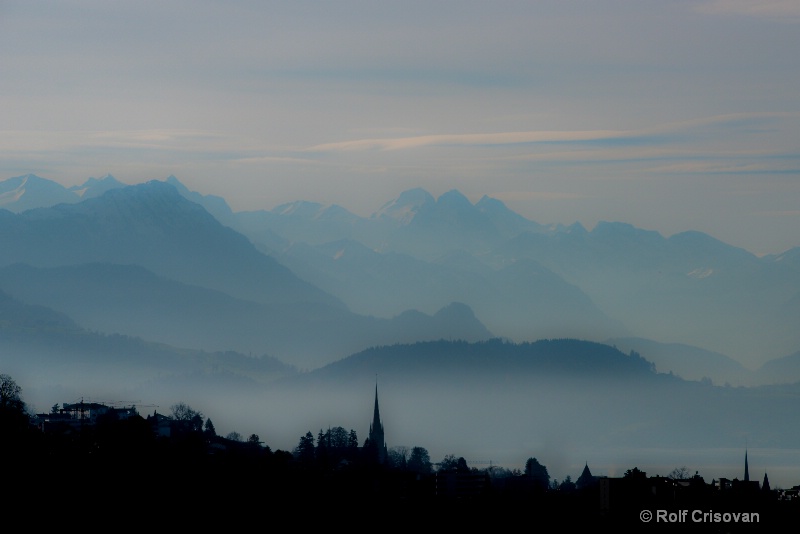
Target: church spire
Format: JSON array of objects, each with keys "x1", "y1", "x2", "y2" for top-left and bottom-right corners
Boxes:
[
  {"x1": 744, "y1": 449, "x2": 750, "y2": 482},
  {"x1": 365, "y1": 382, "x2": 388, "y2": 464},
  {"x1": 372, "y1": 383, "x2": 381, "y2": 431},
  {"x1": 576, "y1": 461, "x2": 595, "y2": 490}
]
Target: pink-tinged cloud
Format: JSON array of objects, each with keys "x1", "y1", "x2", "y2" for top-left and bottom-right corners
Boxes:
[{"x1": 308, "y1": 130, "x2": 628, "y2": 153}]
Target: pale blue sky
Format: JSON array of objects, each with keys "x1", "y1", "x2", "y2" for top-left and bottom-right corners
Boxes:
[{"x1": 2, "y1": 1, "x2": 799, "y2": 255}]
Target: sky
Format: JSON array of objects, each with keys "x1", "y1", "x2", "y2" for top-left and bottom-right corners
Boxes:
[{"x1": 2, "y1": 1, "x2": 799, "y2": 256}]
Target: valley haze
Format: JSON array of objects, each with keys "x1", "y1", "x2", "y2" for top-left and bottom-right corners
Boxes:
[
  {"x1": 3, "y1": 1, "x2": 800, "y2": 501},
  {"x1": 2, "y1": 173, "x2": 800, "y2": 490}
]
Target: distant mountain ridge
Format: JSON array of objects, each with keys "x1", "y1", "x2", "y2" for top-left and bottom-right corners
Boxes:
[
  {"x1": 2, "y1": 173, "x2": 799, "y2": 375},
  {"x1": 605, "y1": 337, "x2": 750, "y2": 385},
  {"x1": 256, "y1": 338, "x2": 800, "y2": 462},
  {"x1": 221, "y1": 181, "x2": 800, "y2": 370},
  {"x1": 0, "y1": 288, "x2": 298, "y2": 409},
  {"x1": 0, "y1": 180, "x2": 340, "y2": 309},
  {"x1": 0, "y1": 179, "x2": 496, "y2": 369},
  {"x1": 0, "y1": 173, "x2": 124, "y2": 211},
  {"x1": 5, "y1": 173, "x2": 800, "y2": 483},
  {"x1": 287, "y1": 338, "x2": 660, "y2": 387},
  {"x1": 0, "y1": 261, "x2": 493, "y2": 370}
]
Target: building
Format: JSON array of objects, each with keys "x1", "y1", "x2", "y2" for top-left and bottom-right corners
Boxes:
[
  {"x1": 576, "y1": 462, "x2": 597, "y2": 490},
  {"x1": 363, "y1": 384, "x2": 388, "y2": 464},
  {"x1": 35, "y1": 400, "x2": 138, "y2": 432}
]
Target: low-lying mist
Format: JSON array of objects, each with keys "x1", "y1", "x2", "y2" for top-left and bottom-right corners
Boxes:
[{"x1": 8, "y1": 337, "x2": 800, "y2": 489}]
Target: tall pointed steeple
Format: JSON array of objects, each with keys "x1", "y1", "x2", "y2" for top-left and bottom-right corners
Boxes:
[
  {"x1": 744, "y1": 449, "x2": 750, "y2": 482},
  {"x1": 365, "y1": 383, "x2": 388, "y2": 464},
  {"x1": 372, "y1": 384, "x2": 382, "y2": 433},
  {"x1": 576, "y1": 462, "x2": 596, "y2": 490}
]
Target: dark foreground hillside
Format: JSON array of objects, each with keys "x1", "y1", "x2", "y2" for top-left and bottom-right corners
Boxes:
[{"x1": 3, "y1": 395, "x2": 797, "y2": 531}]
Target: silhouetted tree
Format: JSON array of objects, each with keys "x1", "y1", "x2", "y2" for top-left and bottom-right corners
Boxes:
[
  {"x1": 525, "y1": 457, "x2": 550, "y2": 490},
  {"x1": 0, "y1": 374, "x2": 23, "y2": 411},
  {"x1": 317, "y1": 429, "x2": 326, "y2": 450},
  {"x1": 623, "y1": 467, "x2": 646, "y2": 479},
  {"x1": 315, "y1": 426, "x2": 358, "y2": 466},
  {"x1": 226, "y1": 431, "x2": 243, "y2": 442},
  {"x1": 668, "y1": 466, "x2": 690, "y2": 480},
  {"x1": 204, "y1": 418, "x2": 216, "y2": 437},
  {"x1": 171, "y1": 403, "x2": 206, "y2": 438},
  {"x1": 170, "y1": 402, "x2": 195, "y2": 420},
  {"x1": 486, "y1": 465, "x2": 517, "y2": 479},
  {"x1": 456, "y1": 457, "x2": 469, "y2": 473},
  {"x1": 408, "y1": 446, "x2": 433, "y2": 474},
  {"x1": 388, "y1": 446, "x2": 410, "y2": 470},
  {"x1": 438, "y1": 454, "x2": 468, "y2": 473},
  {"x1": 559, "y1": 475, "x2": 576, "y2": 492},
  {"x1": 327, "y1": 426, "x2": 350, "y2": 448},
  {"x1": 294, "y1": 431, "x2": 315, "y2": 463},
  {"x1": 439, "y1": 454, "x2": 458, "y2": 472},
  {"x1": 0, "y1": 374, "x2": 32, "y2": 451},
  {"x1": 247, "y1": 434, "x2": 261, "y2": 446}
]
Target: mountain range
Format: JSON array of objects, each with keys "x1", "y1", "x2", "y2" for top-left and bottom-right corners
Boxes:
[
  {"x1": 3, "y1": 172, "x2": 800, "y2": 480},
  {"x1": 2, "y1": 173, "x2": 799, "y2": 383}
]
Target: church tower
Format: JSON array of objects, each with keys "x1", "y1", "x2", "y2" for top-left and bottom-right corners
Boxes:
[
  {"x1": 576, "y1": 462, "x2": 596, "y2": 490},
  {"x1": 364, "y1": 384, "x2": 388, "y2": 464},
  {"x1": 744, "y1": 449, "x2": 750, "y2": 482}
]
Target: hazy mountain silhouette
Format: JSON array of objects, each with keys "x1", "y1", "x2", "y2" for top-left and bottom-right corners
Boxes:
[
  {"x1": 285, "y1": 338, "x2": 659, "y2": 386},
  {"x1": 474, "y1": 194, "x2": 553, "y2": 237},
  {"x1": 0, "y1": 287, "x2": 297, "y2": 406},
  {"x1": 162, "y1": 174, "x2": 238, "y2": 228},
  {"x1": 68, "y1": 174, "x2": 127, "y2": 199},
  {"x1": 3, "y1": 174, "x2": 799, "y2": 370},
  {"x1": 0, "y1": 173, "x2": 127, "y2": 211},
  {"x1": 4, "y1": 173, "x2": 800, "y2": 488},
  {"x1": 0, "y1": 261, "x2": 492, "y2": 370},
  {"x1": 5, "y1": 281, "x2": 800, "y2": 474},
  {"x1": 606, "y1": 337, "x2": 751, "y2": 386},
  {"x1": 754, "y1": 350, "x2": 800, "y2": 386},
  {"x1": 0, "y1": 180, "x2": 342, "y2": 309},
  {"x1": 0, "y1": 174, "x2": 80, "y2": 212},
  {"x1": 236, "y1": 189, "x2": 626, "y2": 344},
  {"x1": 0, "y1": 287, "x2": 78, "y2": 331},
  {"x1": 492, "y1": 222, "x2": 800, "y2": 367},
  {"x1": 233, "y1": 187, "x2": 800, "y2": 368},
  {"x1": 236, "y1": 199, "x2": 373, "y2": 247},
  {"x1": 249, "y1": 338, "x2": 800, "y2": 464},
  {"x1": 0, "y1": 180, "x2": 499, "y2": 368},
  {"x1": 273, "y1": 238, "x2": 624, "y2": 341}
]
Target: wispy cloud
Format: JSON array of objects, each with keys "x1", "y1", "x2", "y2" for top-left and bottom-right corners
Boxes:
[
  {"x1": 306, "y1": 113, "x2": 795, "y2": 152},
  {"x1": 648, "y1": 161, "x2": 800, "y2": 175},
  {"x1": 307, "y1": 130, "x2": 631, "y2": 153}
]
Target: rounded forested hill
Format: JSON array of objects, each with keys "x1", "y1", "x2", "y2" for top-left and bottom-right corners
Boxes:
[{"x1": 284, "y1": 338, "x2": 660, "y2": 387}]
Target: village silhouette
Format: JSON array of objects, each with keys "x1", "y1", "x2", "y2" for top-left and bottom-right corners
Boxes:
[{"x1": 2, "y1": 373, "x2": 798, "y2": 529}]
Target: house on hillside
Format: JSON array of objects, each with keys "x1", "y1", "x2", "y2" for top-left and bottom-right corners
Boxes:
[
  {"x1": 35, "y1": 400, "x2": 138, "y2": 432},
  {"x1": 146, "y1": 410, "x2": 172, "y2": 438}
]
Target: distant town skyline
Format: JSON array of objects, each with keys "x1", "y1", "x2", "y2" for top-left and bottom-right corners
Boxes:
[{"x1": 2, "y1": 1, "x2": 799, "y2": 255}]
